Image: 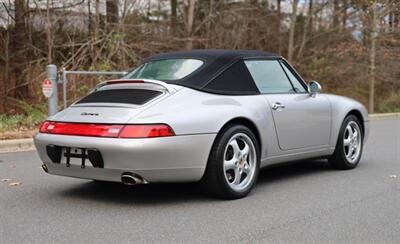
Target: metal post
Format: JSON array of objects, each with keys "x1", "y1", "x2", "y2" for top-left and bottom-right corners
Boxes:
[
  {"x1": 46, "y1": 64, "x2": 58, "y2": 116},
  {"x1": 62, "y1": 68, "x2": 67, "y2": 109}
]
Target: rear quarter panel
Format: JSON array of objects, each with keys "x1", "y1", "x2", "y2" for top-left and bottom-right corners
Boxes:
[{"x1": 128, "y1": 87, "x2": 279, "y2": 160}]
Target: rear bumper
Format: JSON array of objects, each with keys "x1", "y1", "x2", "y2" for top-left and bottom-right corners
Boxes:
[{"x1": 34, "y1": 133, "x2": 216, "y2": 183}]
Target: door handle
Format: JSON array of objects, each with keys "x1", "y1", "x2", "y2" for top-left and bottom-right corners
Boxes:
[{"x1": 272, "y1": 102, "x2": 285, "y2": 110}]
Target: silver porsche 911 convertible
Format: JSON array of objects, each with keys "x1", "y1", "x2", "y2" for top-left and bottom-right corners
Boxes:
[{"x1": 34, "y1": 50, "x2": 368, "y2": 199}]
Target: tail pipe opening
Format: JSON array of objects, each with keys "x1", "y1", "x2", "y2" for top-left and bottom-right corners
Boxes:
[
  {"x1": 121, "y1": 172, "x2": 147, "y2": 185},
  {"x1": 41, "y1": 164, "x2": 49, "y2": 173}
]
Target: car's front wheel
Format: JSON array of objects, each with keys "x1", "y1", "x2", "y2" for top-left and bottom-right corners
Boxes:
[
  {"x1": 329, "y1": 115, "x2": 363, "y2": 169},
  {"x1": 201, "y1": 124, "x2": 260, "y2": 199}
]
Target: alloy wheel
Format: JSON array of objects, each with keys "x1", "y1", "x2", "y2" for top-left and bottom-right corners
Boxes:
[
  {"x1": 223, "y1": 133, "x2": 257, "y2": 191},
  {"x1": 343, "y1": 121, "x2": 362, "y2": 164}
]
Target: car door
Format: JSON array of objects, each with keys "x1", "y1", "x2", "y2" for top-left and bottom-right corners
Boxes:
[{"x1": 244, "y1": 58, "x2": 331, "y2": 151}]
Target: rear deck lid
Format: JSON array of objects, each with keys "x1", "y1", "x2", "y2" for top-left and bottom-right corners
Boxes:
[
  {"x1": 50, "y1": 80, "x2": 178, "y2": 124},
  {"x1": 75, "y1": 88, "x2": 162, "y2": 106}
]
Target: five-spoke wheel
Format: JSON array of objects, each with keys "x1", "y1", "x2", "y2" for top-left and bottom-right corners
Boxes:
[
  {"x1": 329, "y1": 115, "x2": 363, "y2": 169},
  {"x1": 223, "y1": 133, "x2": 257, "y2": 192},
  {"x1": 201, "y1": 124, "x2": 260, "y2": 199},
  {"x1": 343, "y1": 121, "x2": 362, "y2": 164}
]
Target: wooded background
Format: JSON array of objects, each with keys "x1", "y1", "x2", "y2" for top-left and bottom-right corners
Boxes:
[{"x1": 0, "y1": 0, "x2": 399, "y2": 128}]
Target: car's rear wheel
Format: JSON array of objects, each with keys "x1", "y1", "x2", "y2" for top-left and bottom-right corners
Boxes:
[
  {"x1": 201, "y1": 124, "x2": 260, "y2": 199},
  {"x1": 329, "y1": 115, "x2": 363, "y2": 169}
]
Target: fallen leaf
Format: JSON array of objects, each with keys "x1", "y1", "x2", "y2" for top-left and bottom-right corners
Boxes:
[
  {"x1": 9, "y1": 182, "x2": 22, "y2": 186},
  {"x1": 389, "y1": 175, "x2": 398, "y2": 179},
  {"x1": 1, "y1": 178, "x2": 12, "y2": 182}
]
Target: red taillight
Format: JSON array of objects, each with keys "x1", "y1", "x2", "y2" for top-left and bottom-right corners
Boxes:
[
  {"x1": 39, "y1": 121, "x2": 52, "y2": 133},
  {"x1": 119, "y1": 125, "x2": 175, "y2": 138},
  {"x1": 38, "y1": 121, "x2": 174, "y2": 138},
  {"x1": 39, "y1": 121, "x2": 123, "y2": 137}
]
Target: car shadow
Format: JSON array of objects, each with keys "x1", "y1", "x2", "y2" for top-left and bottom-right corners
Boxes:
[
  {"x1": 257, "y1": 159, "x2": 332, "y2": 185},
  {"x1": 58, "y1": 181, "x2": 211, "y2": 205},
  {"x1": 57, "y1": 159, "x2": 334, "y2": 205}
]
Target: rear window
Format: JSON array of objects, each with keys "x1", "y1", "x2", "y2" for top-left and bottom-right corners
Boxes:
[
  {"x1": 76, "y1": 89, "x2": 162, "y2": 105},
  {"x1": 124, "y1": 59, "x2": 203, "y2": 81}
]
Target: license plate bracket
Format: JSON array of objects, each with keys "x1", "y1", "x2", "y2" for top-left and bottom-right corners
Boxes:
[
  {"x1": 63, "y1": 147, "x2": 88, "y2": 168},
  {"x1": 46, "y1": 145, "x2": 104, "y2": 168}
]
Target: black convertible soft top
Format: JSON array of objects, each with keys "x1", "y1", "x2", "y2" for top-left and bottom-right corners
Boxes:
[{"x1": 143, "y1": 49, "x2": 280, "y2": 95}]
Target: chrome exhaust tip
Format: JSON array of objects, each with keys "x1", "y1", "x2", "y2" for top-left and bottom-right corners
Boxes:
[
  {"x1": 121, "y1": 172, "x2": 145, "y2": 185},
  {"x1": 41, "y1": 164, "x2": 49, "y2": 173}
]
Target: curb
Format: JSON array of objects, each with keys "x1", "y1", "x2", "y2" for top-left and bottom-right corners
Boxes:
[
  {"x1": 0, "y1": 138, "x2": 35, "y2": 153},
  {"x1": 368, "y1": 113, "x2": 400, "y2": 120},
  {"x1": 0, "y1": 113, "x2": 399, "y2": 153}
]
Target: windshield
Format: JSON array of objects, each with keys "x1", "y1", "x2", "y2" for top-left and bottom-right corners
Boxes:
[{"x1": 124, "y1": 59, "x2": 203, "y2": 81}]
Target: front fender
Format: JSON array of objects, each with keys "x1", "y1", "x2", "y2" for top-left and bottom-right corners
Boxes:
[{"x1": 325, "y1": 94, "x2": 369, "y2": 149}]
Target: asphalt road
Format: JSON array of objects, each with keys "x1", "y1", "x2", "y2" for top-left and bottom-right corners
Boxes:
[{"x1": 0, "y1": 118, "x2": 399, "y2": 244}]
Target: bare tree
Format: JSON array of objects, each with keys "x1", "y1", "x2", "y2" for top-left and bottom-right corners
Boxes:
[
  {"x1": 333, "y1": 0, "x2": 339, "y2": 28},
  {"x1": 106, "y1": 0, "x2": 119, "y2": 25},
  {"x1": 368, "y1": 0, "x2": 377, "y2": 113},
  {"x1": 12, "y1": 0, "x2": 29, "y2": 99},
  {"x1": 342, "y1": 0, "x2": 348, "y2": 31},
  {"x1": 297, "y1": 0, "x2": 313, "y2": 59},
  {"x1": 0, "y1": 0, "x2": 399, "y2": 117},
  {"x1": 92, "y1": 0, "x2": 100, "y2": 66},
  {"x1": 277, "y1": 0, "x2": 282, "y2": 54},
  {"x1": 185, "y1": 0, "x2": 196, "y2": 50},
  {"x1": 45, "y1": 0, "x2": 53, "y2": 63},
  {"x1": 94, "y1": 0, "x2": 100, "y2": 41},
  {"x1": 170, "y1": 0, "x2": 177, "y2": 35},
  {"x1": 288, "y1": 0, "x2": 298, "y2": 62},
  {"x1": 87, "y1": 0, "x2": 92, "y2": 35}
]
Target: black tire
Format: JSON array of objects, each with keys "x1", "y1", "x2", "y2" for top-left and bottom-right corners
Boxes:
[
  {"x1": 329, "y1": 115, "x2": 363, "y2": 170},
  {"x1": 200, "y1": 124, "x2": 260, "y2": 199}
]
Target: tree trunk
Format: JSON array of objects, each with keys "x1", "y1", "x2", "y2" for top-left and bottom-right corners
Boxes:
[
  {"x1": 12, "y1": 0, "x2": 29, "y2": 99},
  {"x1": 277, "y1": 0, "x2": 281, "y2": 54},
  {"x1": 87, "y1": 0, "x2": 92, "y2": 36},
  {"x1": 287, "y1": 0, "x2": 298, "y2": 63},
  {"x1": 0, "y1": 28, "x2": 10, "y2": 113},
  {"x1": 170, "y1": 0, "x2": 177, "y2": 36},
  {"x1": 388, "y1": 12, "x2": 393, "y2": 31},
  {"x1": 333, "y1": 0, "x2": 339, "y2": 29},
  {"x1": 106, "y1": 0, "x2": 119, "y2": 24},
  {"x1": 185, "y1": 0, "x2": 196, "y2": 50},
  {"x1": 92, "y1": 0, "x2": 100, "y2": 66},
  {"x1": 94, "y1": 0, "x2": 100, "y2": 42},
  {"x1": 308, "y1": 0, "x2": 313, "y2": 33},
  {"x1": 368, "y1": 1, "x2": 377, "y2": 113},
  {"x1": 46, "y1": 0, "x2": 53, "y2": 63},
  {"x1": 297, "y1": 0, "x2": 313, "y2": 59},
  {"x1": 342, "y1": 0, "x2": 348, "y2": 31}
]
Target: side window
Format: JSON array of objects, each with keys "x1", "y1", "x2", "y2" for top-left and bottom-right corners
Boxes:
[
  {"x1": 280, "y1": 61, "x2": 307, "y2": 93},
  {"x1": 244, "y1": 60, "x2": 294, "y2": 94}
]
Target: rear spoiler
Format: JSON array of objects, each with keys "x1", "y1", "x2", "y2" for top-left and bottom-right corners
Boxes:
[{"x1": 96, "y1": 79, "x2": 176, "y2": 93}]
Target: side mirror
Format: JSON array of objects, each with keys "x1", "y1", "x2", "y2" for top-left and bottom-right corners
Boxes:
[{"x1": 308, "y1": 81, "x2": 322, "y2": 97}]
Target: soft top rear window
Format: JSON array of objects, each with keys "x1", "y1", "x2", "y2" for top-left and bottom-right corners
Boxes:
[
  {"x1": 76, "y1": 89, "x2": 162, "y2": 105},
  {"x1": 124, "y1": 59, "x2": 203, "y2": 81}
]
